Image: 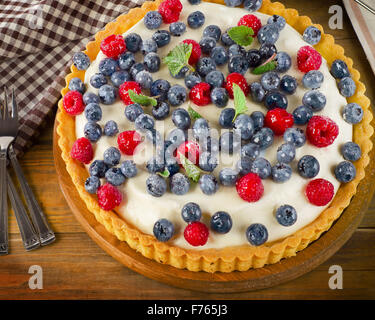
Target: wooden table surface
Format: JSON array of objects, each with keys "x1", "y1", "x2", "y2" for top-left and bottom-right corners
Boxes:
[{"x1": 1, "y1": 0, "x2": 375, "y2": 300}]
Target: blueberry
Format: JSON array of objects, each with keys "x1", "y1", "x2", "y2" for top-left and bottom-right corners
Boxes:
[
  {"x1": 211, "y1": 211, "x2": 232, "y2": 234},
  {"x1": 130, "y1": 62, "x2": 145, "y2": 79},
  {"x1": 185, "y1": 72, "x2": 201, "y2": 89},
  {"x1": 205, "y1": 70, "x2": 224, "y2": 88},
  {"x1": 69, "y1": 77, "x2": 85, "y2": 94},
  {"x1": 268, "y1": 15, "x2": 286, "y2": 31},
  {"x1": 84, "y1": 121, "x2": 102, "y2": 142},
  {"x1": 277, "y1": 143, "x2": 296, "y2": 163},
  {"x1": 302, "y1": 90, "x2": 326, "y2": 112},
  {"x1": 196, "y1": 57, "x2": 216, "y2": 77},
  {"x1": 152, "y1": 101, "x2": 170, "y2": 120},
  {"x1": 199, "y1": 174, "x2": 219, "y2": 195},
  {"x1": 120, "y1": 160, "x2": 138, "y2": 178},
  {"x1": 125, "y1": 103, "x2": 144, "y2": 122},
  {"x1": 297, "y1": 155, "x2": 320, "y2": 178},
  {"x1": 331, "y1": 59, "x2": 350, "y2": 79},
  {"x1": 246, "y1": 49, "x2": 262, "y2": 68},
  {"x1": 293, "y1": 105, "x2": 313, "y2": 125},
  {"x1": 199, "y1": 36, "x2": 217, "y2": 54},
  {"x1": 187, "y1": 11, "x2": 205, "y2": 29},
  {"x1": 228, "y1": 55, "x2": 249, "y2": 74},
  {"x1": 99, "y1": 58, "x2": 118, "y2": 76},
  {"x1": 172, "y1": 108, "x2": 191, "y2": 130},
  {"x1": 140, "y1": 39, "x2": 157, "y2": 55},
  {"x1": 259, "y1": 43, "x2": 277, "y2": 60},
  {"x1": 280, "y1": 75, "x2": 297, "y2": 95},
  {"x1": 152, "y1": 30, "x2": 171, "y2": 48},
  {"x1": 181, "y1": 202, "x2": 202, "y2": 223},
  {"x1": 118, "y1": 52, "x2": 135, "y2": 70},
  {"x1": 341, "y1": 142, "x2": 361, "y2": 162},
  {"x1": 302, "y1": 70, "x2": 324, "y2": 89},
  {"x1": 170, "y1": 173, "x2": 190, "y2": 195},
  {"x1": 146, "y1": 174, "x2": 167, "y2": 197},
  {"x1": 98, "y1": 84, "x2": 117, "y2": 105},
  {"x1": 244, "y1": 0, "x2": 262, "y2": 11},
  {"x1": 237, "y1": 156, "x2": 253, "y2": 175},
  {"x1": 246, "y1": 223, "x2": 268, "y2": 246},
  {"x1": 135, "y1": 114, "x2": 155, "y2": 132},
  {"x1": 260, "y1": 72, "x2": 280, "y2": 91},
  {"x1": 219, "y1": 131, "x2": 241, "y2": 154},
  {"x1": 153, "y1": 219, "x2": 174, "y2": 242},
  {"x1": 221, "y1": 30, "x2": 235, "y2": 46},
  {"x1": 264, "y1": 91, "x2": 288, "y2": 110},
  {"x1": 150, "y1": 79, "x2": 171, "y2": 102},
  {"x1": 199, "y1": 152, "x2": 218, "y2": 172},
  {"x1": 90, "y1": 73, "x2": 107, "y2": 89},
  {"x1": 203, "y1": 25, "x2": 222, "y2": 42},
  {"x1": 168, "y1": 85, "x2": 187, "y2": 106},
  {"x1": 193, "y1": 118, "x2": 210, "y2": 140},
  {"x1": 104, "y1": 120, "x2": 119, "y2": 137},
  {"x1": 210, "y1": 46, "x2": 229, "y2": 66},
  {"x1": 338, "y1": 77, "x2": 356, "y2": 97},
  {"x1": 188, "y1": 0, "x2": 201, "y2": 4},
  {"x1": 258, "y1": 24, "x2": 279, "y2": 45},
  {"x1": 251, "y1": 157, "x2": 272, "y2": 179},
  {"x1": 84, "y1": 103, "x2": 102, "y2": 122},
  {"x1": 201, "y1": 136, "x2": 220, "y2": 155},
  {"x1": 167, "y1": 128, "x2": 187, "y2": 146},
  {"x1": 284, "y1": 128, "x2": 306, "y2": 148},
  {"x1": 144, "y1": 53, "x2": 161, "y2": 73},
  {"x1": 225, "y1": 0, "x2": 243, "y2": 7},
  {"x1": 73, "y1": 52, "x2": 90, "y2": 70},
  {"x1": 303, "y1": 26, "x2": 322, "y2": 45},
  {"x1": 105, "y1": 167, "x2": 126, "y2": 186},
  {"x1": 241, "y1": 143, "x2": 260, "y2": 160},
  {"x1": 146, "y1": 156, "x2": 165, "y2": 174},
  {"x1": 171, "y1": 66, "x2": 190, "y2": 80},
  {"x1": 103, "y1": 147, "x2": 121, "y2": 166},
  {"x1": 271, "y1": 162, "x2": 292, "y2": 183},
  {"x1": 146, "y1": 128, "x2": 163, "y2": 146},
  {"x1": 250, "y1": 127, "x2": 274, "y2": 150},
  {"x1": 234, "y1": 114, "x2": 254, "y2": 140},
  {"x1": 211, "y1": 87, "x2": 229, "y2": 108},
  {"x1": 135, "y1": 70, "x2": 153, "y2": 89},
  {"x1": 169, "y1": 22, "x2": 186, "y2": 36},
  {"x1": 89, "y1": 160, "x2": 108, "y2": 178},
  {"x1": 111, "y1": 71, "x2": 131, "y2": 87},
  {"x1": 275, "y1": 52, "x2": 291, "y2": 73},
  {"x1": 228, "y1": 44, "x2": 246, "y2": 59},
  {"x1": 251, "y1": 111, "x2": 265, "y2": 130},
  {"x1": 125, "y1": 33, "x2": 142, "y2": 53},
  {"x1": 165, "y1": 157, "x2": 180, "y2": 176},
  {"x1": 275, "y1": 205, "x2": 297, "y2": 226},
  {"x1": 219, "y1": 108, "x2": 235, "y2": 128},
  {"x1": 250, "y1": 82, "x2": 266, "y2": 102},
  {"x1": 85, "y1": 176, "x2": 100, "y2": 194},
  {"x1": 335, "y1": 161, "x2": 356, "y2": 183},
  {"x1": 342, "y1": 103, "x2": 363, "y2": 124},
  {"x1": 83, "y1": 92, "x2": 100, "y2": 105},
  {"x1": 144, "y1": 11, "x2": 162, "y2": 29},
  {"x1": 219, "y1": 168, "x2": 239, "y2": 186}
]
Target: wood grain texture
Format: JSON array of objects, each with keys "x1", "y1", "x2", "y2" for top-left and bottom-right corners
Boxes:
[{"x1": 1, "y1": 0, "x2": 375, "y2": 299}]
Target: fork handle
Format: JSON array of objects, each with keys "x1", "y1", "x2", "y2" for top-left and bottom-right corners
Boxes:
[
  {"x1": 8, "y1": 146, "x2": 55, "y2": 246},
  {"x1": 0, "y1": 150, "x2": 9, "y2": 255}
]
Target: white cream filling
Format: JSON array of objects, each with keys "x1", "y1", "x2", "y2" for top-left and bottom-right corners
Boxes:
[{"x1": 76, "y1": 0, "x2": 352, "y2": 249}]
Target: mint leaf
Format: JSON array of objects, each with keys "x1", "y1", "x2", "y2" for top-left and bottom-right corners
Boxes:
[
  {"x1": 178, "y1": 152, "x2": 201, "y2": 182},
  {"x1": 157, "y1": 169, "x2": 170, "y2": 178},
  {"x1": 163, "y1": 43, "x2": 193, "y2": 76},
  {"x1": 228, "y1": 26, "x2": 254, "y2": 47},
  {"x1": 188, "y1": 106, "x2": 203, "y2": 120},
  {"x1": 232, "y1": 83, "x2": 248, "y2": 122},
  {"x1": 128, "y1": 90, "x2": 157, "y2": 106}
]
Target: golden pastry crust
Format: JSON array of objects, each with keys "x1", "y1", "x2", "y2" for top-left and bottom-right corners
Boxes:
[{"x1": 56, "y1": 0, "x2": 373, "y2": 272}]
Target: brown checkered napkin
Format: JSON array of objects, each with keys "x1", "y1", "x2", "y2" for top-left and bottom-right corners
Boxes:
[{"x1": 0, "y1": 0, "x2": 145, "y2": 157}]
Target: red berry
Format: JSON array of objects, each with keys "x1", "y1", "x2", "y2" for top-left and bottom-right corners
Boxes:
[
  {"x1": 236, "y1": 173, "x2": 264, "y2": 203},
  {"x1": 97, "y1": 183, "x2": 123, "y2": 211},
  {"x1": 237, "y1": 14, "x2": 262, "y2": 36},
  {"x1": 305, "y1": 179, "x2": 334, "y2": 206},
  {"x1": 306, "y1": 115, "x2": 339, "y2": 148},
  {"x1": 189, "y1": 82, "x2": 211, "y2": 106},
  {"x1": 184, "y1": 222, "x2": 209, "y2": 246},
  {"x1": 63, "y1": 90, "x2": 84, "y2": 116},
  {"x1": 297, "y1": 45, "x2": 322, "y2": 73},
  {"x1": 158, "y1": 0, "x2": 183, "y2": 24},
  {"x1": 225, "y1": 73, "x2": 249, "y2": 99},
  {"x1": 182, "y1": 39, "x2": 201, "y2": 65},
  {"x1": 176, "y1": 141, "x2": 200, "y2": 165},
  {"x1": 264, "y1": 108, "x2": 294, "y2": 136},
  {"x1": 100, "y1": 34, "x2": 126, "y2": 59},
  {"x1": 117, "y1": 130, "x2": 142, "y2": 155},
  {"x1": 119, "y1": 81, "x2": 142, "y2": 105},
  {"x1": 70, "y1": 137, "x2": 93, "y2": 164}
]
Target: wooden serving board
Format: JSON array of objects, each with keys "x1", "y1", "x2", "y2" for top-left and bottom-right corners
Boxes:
[{"x1": 53, "y1": 117, "x2": 375, "y2": 293}]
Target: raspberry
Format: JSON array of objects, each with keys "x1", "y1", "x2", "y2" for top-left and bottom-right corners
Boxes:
[
  {"x1": 119, "y1": 81, "x2": 142, "y2": 105},
  {"x1": 306, "y1": 115, "x2": 339, "y2": 148},
  {"x1": 297, "y1": 45, "x2": 322, "y2": 73},
  {"x1": 236, "y1": 173, "x2": 264, "y2": 202},
  {"x1": 97, "y1": 183, "x2": 123, "y2": 211},
  {"x1": 225, "y1": 73, "x2": 249, "y2": 99},
  {"x1": 189, "y1": 82, "x2": 211, "y2": 106},
  {"x1": 237, "y1": 14, "x2": 262, "y2": 36},
  {"x1": 184, "y1": 221, "x2": 209, "y2": 246},
  {"x1": 305, "y1": 178, "x2": 334, "y2": 206},
  {"x1": 100, "y1": 34, "x2": 126, "y2": 59},
  {"x1": 158, "y1": 0, "x2": 183, "y2": 24},
  {"x1": 70, "y1": 137, "x2": 93, "y2": 164},
  {"x1": 176, "y1": 140, "x2": 200, "y2": 165},
  {"x1": 182, "y1": 39, "x2": 201, "y2": 65},
  {"x1": 63, "y1": 90, "x2": 84, "y2": 116},
  {"x1": 117, "y1": 130, "x2": 142, "y2": 155},
  {"x1": 264, "y1": 108, "x2": 294, "y2": 136}
]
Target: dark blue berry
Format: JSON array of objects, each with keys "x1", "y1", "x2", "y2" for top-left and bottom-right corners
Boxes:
[
  {"x1": 167, "y1": 128, "x2": 187, "y2": 146},
  {"x1": 135, "y1": 113, "x2": 155, "y2": 132},
  {"x1": 335, "y1": 161, "x2": 356, "y2": 183},
  {"x1": 185, "y1": 72, "x2": 202, "y2": 89},
  {"x1": 187, "y1": 11, "x2": 205, "y2": 29},
  {"x1": 228, "y1": 55, "x2": 249, "y2": 74},
  {"x1": 85, "y1": 176, "x2": 100, "y2": 194},
  {"x1": 98, "y1": 84, "x2": 116, "y2": 105},
  {"x1": 234, "y1": 114, "x2": 254, "y2": 140},
  {"x1": 271, "y1": 162, "x2": 292, "y2": 183},
  {"x1": 293, "y1": 105, "x2": 313, "y2": 125},
  {"x1": 277, "y1": 143, "x2": 296, "y2": 163},
  {"x1": 338, "y1": 77, "x2": 356, "y2": 97},
  {"x1": 170, "y1": 173, "x2": 190, "y2": 195},
  {"x1": 205, "y1": 70, "x2": 224, "y2": 87},
  {"x1": 165, "y1": 157, "x2": 180, "y2": 176},
  {"x1": 152, "y1": 30, "x2": 171, "y2": 47},
  {"x1": 219, "y1": 168, "x2": 239, "y2": 186},
  {"x1": 199, "y1": 36, "x2": 217, "y2": 54},
  {"x1": 246, "y1": 49, "x2": 262, "y2": 68},
  {"x1": 151, "y1": 79, "x2": 171, "y2": 102},
  {"x1": 250, "y1": 82, "x2": 266, "y2": 102},
  {"x1": 90, "y1": 73, "x2": 107, "y2": 89},
  {"x1": 241, "y1": 143, "x2": 260, "y2": 160},
  {"x1": 188, "y1": 0, "x2": 201, "y2": 4},
  {"x1": 228, "y1": 44, "x2": 246, "y2": 59},
  {"x1": 237, "y1": 156, "x2": 253, "y2": 175},
  {"x1": 125, "y1": 103, "x2": 144, "y2": 122},
  {"x1": 331, "y1": 59, "x2": 350, "y2": 79},
  {"x1": 250, "y1": 127, "x2": 274, "y2": 150},
  {"x1": 144, "y1": 11, "x2": 162, "y2": 29},
  {"x1": 210, "y1": 46, "x2": 229, "y2": 66},
  {"x1": 172, "y1": 108, "x2": 191, "y2": 130},
  {"x1": 84, "y1": 103, "x2": 102, "y2": 122},
  {"x1": 203, "y1": 25, "x2": 222, "y2": 42},
  {"x1": 225, "y1": 0, "x2": 243, "y2": 7},
  {"x1": 251, "y1": 111, "x2": 265, "y2": 130},
  {"x1": 210, "y1": 211, "x2": 232, "y2": 234},
  {"x1": 103, "y1": 147, "x2": 121, "y2": 166},
  {"x1": 153, "y1": 219, "x2": 174, "y2": 241},
  {"x1": 89, "y1": 160, "x2": 108, "y2": 178},
  {"x1": 258, "y1": 24, "x2": 279, "y2": 45},
  {"x1": 302, "y1": 90, "x2": 326, "y2": 112},
  {"x1": 246, "y1": 223, "x2": 268, "y2": 246},
  {"x1": 105, "y1": 167, "x2": 126, "y2": 186},
  {"x1": 264, "y1": 91, "x2": 288, "y2": 110},
  {"x1": 84, "y1": 121, "x2": 102, "y2": 142},
  {"x1": 303, "y1": 26, "x2": 322, "y2": 45},
  {"x1": 146, "y1": 174, "x2": 167, "y2": 197},
  {"x1": 196, "y1": 57, "x2": 216, "y2": 77},
  {"x1": 276, "y1": 205, "x2": 297, "y2": 226},
  {"x1": 169, "y1": 22, "x2": 186, "y2": 36},
  {"x1": 140, "y1": 39, "x2": 157, "y2": 55},
  {"x1": 83, "y1": 92, "x2": 100, "y2": 105},
  {"x1": 199, "y1": 174, "x2": 219, "y2": 195},
  {"x1": 220, "y1": 131, "x2": 241, "y2": 154},
  {"x1": 302, "y1": 70, "x2": 324, "y2": 89},
  {"x1": 104, "y1": 120, "x2": 119, "y2": 137},
  {"x1": 268, "y1": 15, "x2": 286, "y2": 31},
  {"x1": 73, "y1": 52, "x2": 90, "y2": 70},
  {"x1": 221, "y1": 30, "x2": 235, "y2": 46},
  {"x1": 181, "y1": 202, "x2": 202, "y2": 223},
  {"x1": 69, "y1": 77, "x2": 85, "y2": 94},
  {"x1": 111, "y1": 71, "x2": 131, "y2": 87},
  {"x1": 251, "y1": 157, "x2": 272, "y2": 179},
  {"x1": 259, "y1": 43, "x2": 277, "y2": 60},
  {"x1": 135, "y1": 70, "x2": 153, "y2": 89},
  {"x1": 146, "y1": 156, "x2": 165, "y2": 174},
  {"x1": 342, "y1": 103, "x2": 363, "y2": 124},
  {"x1": 341, "y1": 142, "x2": 361, "y2": 162},
  {"x1": 120, "y1": 160, "x2": 138, "y2": 178},
  {"x1": 118, "y1": 52, "x2": 135, "y2": 70},
  {"x1": 125, "y1": 33, "x2": 142, "y2": 53},
  {"x1": 284, "y1": 128, "x2": 306, "y2": 148},
  {"x1": 275, "y1": 52, "x2": 291, "y2": 73},
  {"x1": 144, "y1": 53, "x2": 161, "y2": 73},
  {"x1": 211, "y1": 87, "x2": 229, "y2": 108},
  {"x1": 260, "y1": 72, "x2": 280, "y2": 91},
  {"x1": 219, "y1": 108, "x2": 235, "y2": 128},
  {"x1": 99, "y1": 58, "x2": 118, "y2": 76},
  {"x1": 192, "y1": 118, "x2": 210, "y2": 139},
  {"x1": 168, "y1": 85, "x2": 187, "y2": 106},
  {"x1": 280, "y1": 75, "x2": 297, "y2": 95},
  {"x1": 152, "y1": 101, "x2": 170, "y2": 120},
  {"x1": 146, "y1": 128, "x2": 162, "y2": 146},
  {"x1": 298, "y1": 155, "x2": 320, "y2": 178},
  {"x1": 199, "y1": 151, "x2": 218, "y2": 172}
]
